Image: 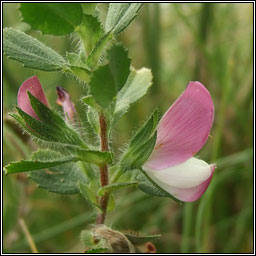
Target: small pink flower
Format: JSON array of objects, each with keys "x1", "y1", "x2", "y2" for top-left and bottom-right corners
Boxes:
[
  {"x1": 143, "y1": 81, "x2": 215, "y2": 202},
  {"x1": 56, "y1": 86, "x2": 77, "y2": 122},
  {"x1": 17, "y1": 76, "x2": 49, "y2": 119}
]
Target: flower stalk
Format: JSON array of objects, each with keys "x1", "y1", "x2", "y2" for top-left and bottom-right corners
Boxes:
[{"x1": 96, "y1": 113, "x2": 109, "y2": 224}]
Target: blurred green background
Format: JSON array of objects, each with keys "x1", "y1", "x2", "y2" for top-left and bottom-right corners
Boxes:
[{"x1": 3, "y1": 3, "x2": 253, "y2": 253}]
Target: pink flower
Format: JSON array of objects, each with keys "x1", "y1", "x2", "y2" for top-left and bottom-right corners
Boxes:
[
  {"x1": 143, "y1": 81, "x2": 215, "y2": 202},
  {"x1": 17, "y1": 76, "x2": 49, "y2": 119},
  {"x1": 56, "y1": 86, "x2": 77, "y2": 122}
]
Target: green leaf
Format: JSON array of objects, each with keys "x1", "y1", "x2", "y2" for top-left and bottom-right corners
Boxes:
[
  {"x1": 107, "y1": 194, "x2": 116, "y2": 212},
  {"x1": 11, "y1": 110, "x2": 110, "y2": 166},
  {"x1": 28, "y1": 92, "x2": 66, "y2": 128},
  {"x1": 87, "y1": 107, "x2": 100, "y2": 134},
  {"x1": 81, "y1": 95, "x2": 102, "y2": 112},
  {"x1": 137, "y1": 169, "x2": 182, "y2": 203},
  {"x1": 4, "y1": 156, "x2": 76, "y2": 175},
  {"x1": 121, "y1": 133, "x2": 157, "y2": 170},
  {"x1": 87, "y1": 44, "x2": 131, "y2": 109},
  {"x1": 81, "y1": 3, "x2": 98, "y2": 15},
  {"x1": 129, "y1": 109, "x2": 159, "y2": 148},
  {"x1": 79, "y1": 183, "x2": 101, "y2": 210},
  {"x1": 65, "y1": 52, "x2": 91, "y2": 83},
  {"x1": 16, "y1": 104, "x2": 84, "y2": 148},
  {"x1": 10, "y1": 113, "x2": 47, "y2": 142},
  {"x1": 107, "y1": 44, "x2": 131, "y2": 92},
  {"x1": 124, "y1": 232, "x2": 161, "y2": 245},
  {"x1": 105, "y1": 3, "x2": 143, "y2": 34},
  {"x1": 89, "y1": 64, "x2": 116, "y2": 108},
  {"x1": 66, "y1": 52, "x2": 90, "y2": 69},
  {"x1": 76, "y1": 148, "x2": 112, "y2": 165},
  {"x1": 120, "y1": 110, "x2": 158, "y2": 170},
  {"x1": 65, "y1": 65, "x2": 91, "y2": 83},
  {"x1": 20, "y1": 3, "x2": 83, "y2": 35},
  {"x1": 76, "y1": 14, "x2": 104, "y2": 55},
  {"x1": 114, "y1": 67, "x2": 153, "y2": 118},
  {"x1": 16, "y1": 106, "x2": 70, "y2": 144},
  {"x1": 98, "y1": 182, "x2": 137, "y2": 196},
  {"x1": 28, "y1": 150, "x2": 86, "y2": 194},
  {"x1": 87, "y1": 32, "x2": 112, "y2": 68},
  {"x1": 3, "y1": 28, "x2": 66, "y2": 71}
]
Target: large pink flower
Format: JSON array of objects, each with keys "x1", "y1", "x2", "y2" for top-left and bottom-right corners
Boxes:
[
  {"x1": 17, "y1": 76, "x2": 49, "y2": 119},
  {"x1": 143, "y1": 81, "x2": 215, "y2": 202}
]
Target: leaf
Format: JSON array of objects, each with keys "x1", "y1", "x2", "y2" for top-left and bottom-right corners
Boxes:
[
  {"x1": 98, "y1": 182, "x2": 138, "y2": 196},
  {"x1": 15, "y1": 105, "x2": 84, "y2": 147},
  {"x1": 16, "y1": 106, "x2": 71, "y2": 144},
  {"x1": 119, "y1": 110, "x2": 159, "y2": 170},
  {"x1": 137, "y1": 169, "x2": 182, "y2": 203},
  {"x1": 20, "y1": 3, "x2": 83, "y2": 35},
  {"x1": 28, "y1": 150, "x2": 86, "y2": 194},
  {"x1": 129, "y1": 109, "x2": 159, "y2": 148},
  {"x1": 65, "y1": 52, "x2": 91, "y2": 83},
  {"x1": 114, "y1": 67, "x2": 153, "y2": 118},
  {"x1": 3, "y1": 28, "x2": 66, "y2": 71},
  {"x1": 105, "y1": 3, "x2": 143, "y2": 34},
  {"x1": 89, "y1": 64, "x2": 116, "y2": 108},
  {"x1": 121, "y1": 133, "x2": 157, "y2": 170},
  {"x1": 10, "y1": 112, "x2": 47, "y2": 142},
  {"x1": 81, "y1": 95, "x2": 102, "y2": 112},
  {"x1": 87, "y1": 32, "x2": 112, "y2": 68},
  {"x1": 26, "y1": 92, "x2": 85, "y2": 146},
  {"x1": 79, "y1": 183, "x2": 101, "y2": 210},
  {"x1": 87, "y1": 44, "x2": 131, "y2": 108},
  {"x1": 107, "y1": 44, "x2": 131, "y2": 92},
  {"x1": 65, "y1": 65, "x2": 91, "y2": 83},
  {"x1": 124, "y1": 232, "x2": 161, "y2": 245},
  {"x1": 76, "y1": 148, "x2": 112, "y2": 165},
  {"x1": 81, "y1": 3, "x2": 98, "y2": 15},
  {"x1": 66, "y1": 52, "x2": 90, "y2": 69},
  {"x1": 76, "y1": 14, "x2": 104, "y2": 55},
  {"x1": 120, "y1": 108, "x2": 158, "y2": 171},
  {"x1": 87, "y1": 107, "x2": 100, "y2": 134},
  {"x1": 4, "y1": 156, "x2": 76, "y2": 175},
  {"x1": 27, "y1": 92, "x2": 66, "y2": 128},
  {"x1": 107, "y1": 194, "x2": 116, "y2": 212}
]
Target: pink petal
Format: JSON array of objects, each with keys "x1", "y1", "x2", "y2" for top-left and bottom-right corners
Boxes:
[
  {"x1": 17, "y1": 76, "x2": 49, "y2": 119},
  {"x1": 145, "y1": 81, "x2": 214, "y2": 170},
  {"x1": 163, "y1": 164, "x2": 216, "y2": 202},
  {"x1": 56, "y1": 86, "x2": 76, "y2": 122}
]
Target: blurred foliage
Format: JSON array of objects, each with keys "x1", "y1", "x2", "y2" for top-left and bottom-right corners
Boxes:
[{"x1": 3, "y1": 3, "x2": 253, "y2": 253}]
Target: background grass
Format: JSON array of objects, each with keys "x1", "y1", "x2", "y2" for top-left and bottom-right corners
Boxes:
[{"x1": 3, "y1": 3, "x2": 253, "y2": 253}]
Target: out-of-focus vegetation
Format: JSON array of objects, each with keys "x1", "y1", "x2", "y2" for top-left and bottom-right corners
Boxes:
[{"x1": 3, "y1": 3, "x2": 253, "y2": 253}]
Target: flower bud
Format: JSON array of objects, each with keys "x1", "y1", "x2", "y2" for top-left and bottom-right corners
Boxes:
[{"x1": 56, "y1": 86, "x2": 77, "y2": 122}]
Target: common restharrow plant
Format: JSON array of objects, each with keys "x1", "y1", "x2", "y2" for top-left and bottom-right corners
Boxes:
[{"x1": 3, "y1": 3, "x2": 215, "y2": 253}]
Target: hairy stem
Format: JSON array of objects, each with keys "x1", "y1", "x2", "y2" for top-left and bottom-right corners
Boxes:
[{"x1": 96, "y1": 113, "x2": 109, "y2": 224}]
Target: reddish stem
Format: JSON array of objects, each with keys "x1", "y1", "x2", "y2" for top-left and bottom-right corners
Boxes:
[{"x1": 96, "y1": 113, "x2": 109, "y2": 224}]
